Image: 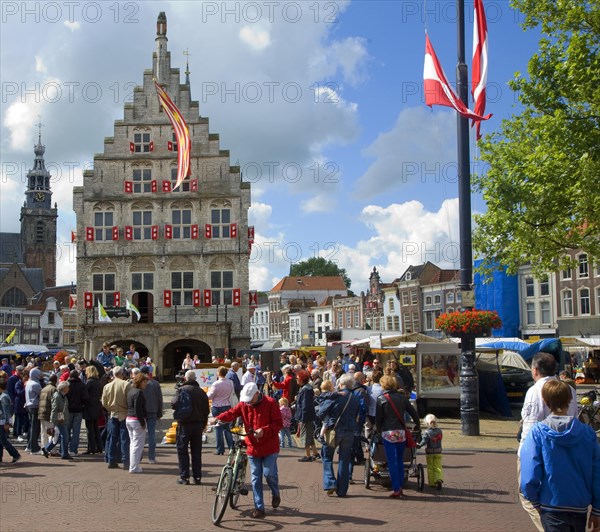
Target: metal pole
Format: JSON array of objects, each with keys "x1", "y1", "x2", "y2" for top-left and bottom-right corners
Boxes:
[{"x1": 456, "y1": 0, "x2": 479, "y2": 436}]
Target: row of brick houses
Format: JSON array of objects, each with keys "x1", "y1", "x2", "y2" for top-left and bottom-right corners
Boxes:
[{"x1": 250, "y1": 258, "x2": 600, "y2": 348}]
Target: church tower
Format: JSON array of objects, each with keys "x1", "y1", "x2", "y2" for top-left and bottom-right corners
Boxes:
[{"x1": 20, "y1": 122, "x2": 58, "y2": 287}]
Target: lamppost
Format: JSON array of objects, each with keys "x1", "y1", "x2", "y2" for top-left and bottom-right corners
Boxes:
[{"x1": 456, "y1": 0, "x2": 479, "y2": 436}]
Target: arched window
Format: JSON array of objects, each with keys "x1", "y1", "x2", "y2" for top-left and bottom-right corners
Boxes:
[{"x1": 1, "y1": 288, "x2": 27, "y2": 307}]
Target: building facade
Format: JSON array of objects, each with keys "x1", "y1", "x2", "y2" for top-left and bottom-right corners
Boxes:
[
  {"x1": 268, "y1": 276, "x2": 347, "y2": 344},
  {"x1": 517, "y1": 265, "x2": 557, "y2": 339},
  {"x1": 73, "y1": 13, "x2": 251, "y2": 377},
  {"x1": 556, "y1": 250, "x2": 600, "y2": 336}
]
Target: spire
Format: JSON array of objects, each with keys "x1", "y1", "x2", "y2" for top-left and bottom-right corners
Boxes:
[
  {"x1": 184, "y1": 49, "x2": 191, "y2": 85},
  {"x1": 154, "y1": 12, "x2": 169, "y2": 84},
  {"x1": 25, "y1": 116, "x2": 52, "y2": 207}
]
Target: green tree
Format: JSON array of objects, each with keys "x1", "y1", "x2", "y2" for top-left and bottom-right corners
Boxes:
[
  {"x1": 473, "y1": 0, "x2": 599, "y2": 276},
  {"x1": 289, "y1": 257, "x2": 352, "y2": 290}
]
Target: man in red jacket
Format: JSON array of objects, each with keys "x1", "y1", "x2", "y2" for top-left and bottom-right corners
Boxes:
[{"x1": 215, "y1": 382, "x2": 283, "y2": 519}]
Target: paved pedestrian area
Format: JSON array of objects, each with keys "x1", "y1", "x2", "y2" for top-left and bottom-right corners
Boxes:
[{"x1": 1, "y1": 444, "x2": 533, "y2": 532}]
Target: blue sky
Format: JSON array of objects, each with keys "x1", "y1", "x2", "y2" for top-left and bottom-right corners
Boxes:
[{"x1": 0, "y1": 1, "x2": 541, "y2": 294}]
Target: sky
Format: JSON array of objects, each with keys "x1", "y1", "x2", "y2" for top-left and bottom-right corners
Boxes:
[{"x1": 0, "y1": 0, "x2": 542, "y2": 295}]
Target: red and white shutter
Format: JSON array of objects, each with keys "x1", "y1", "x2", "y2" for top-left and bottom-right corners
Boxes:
[
  {"x1": 84, "y1": 292, "x2": 93, "y2": 309},
  {"x1": 85, "y1": 227, "x2": 94, "y2": 241},
  {"x1": 114, "y1": 292, "x2": 121, "y2": 307},
  {"x1": 233, "y1": 288, "x2": 241, "y2": 306},
  {"x1": 167, "y1": 141, "x2": 173, "y2": 151},
  {"x1": 230, "y1": 223, "x2": 237, "y2": 238},
  {"x1": 149, "y1": 141, "x2": 154, "y2": 152},
  {"x1": 165, "y1": 224, "x2": 173, "y2": 239},
  {"x1": 151, "y1": 180, "x2": 158, "y2": 193},
  {"x1": 249, "y1": 290, "x2": 258, "y2": 308},
  {"x1": 151, "y1": 225, "x2": 159, "y2": 240},
  {"x1": 193, "y1": 289, "x2": 201, "y2": 307},
  {"x1": 191, "y1": 224, "x2": 199, "y2": 239},
  {"x1": 162, "y1": 180, "x2": 171, "y2": 193},
  {"x1": 129, "y1": 142, "x2": 134, "y2": 152},
  {"x1": 190, "y1": 179, "x2": 198, "y2": 192},
  {"x1": 205, "y1": 224, "x2": 212, "y2": 239},
  {"x1": 125, "y1": 226, "x2": 133, "y2": 240},
  {"x1": 112, "y1": 226, "x2": 119, "y2": 241},
  {"x1": 248, "y1": 226, "x2": 255, "y2": 244},
  {"x1": 163, "y1": 290, "x2": 172, "y2": 307},
  {"x1": 124, "y1": 181, "x2": 133, "y2": 194},
  {"x1": 203, "y1": 289, "x2": 212, "y2": 307}
]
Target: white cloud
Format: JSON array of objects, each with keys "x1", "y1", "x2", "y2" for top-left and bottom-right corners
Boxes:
[
  {"x1": 310, "y1": 37, "x2": 370, "y2": 86},
  {"x1": 3, "y1": 101, "x2": 42, "y2": 150},
  {"x1": 239, "y1": 25, "x2": 271, "y2": 51},
  {"x1": 64, "y1": 20, "x2": 81, "y2": 31},
  {"x1": 354, "y1": 107, "x2": 457, "y2": 199},
  {"x1": 334, "y1": 199, "x2": 461, "y2": 293},
  {"x1": 300, "y1": 194, "x2": 332, "y2": 214},
  {"x1": 35, "y1": 55, "x2": 47, "y2": 73},
  {"x1": 248, "y1": 201, "x2": 273, "y2": 228}
]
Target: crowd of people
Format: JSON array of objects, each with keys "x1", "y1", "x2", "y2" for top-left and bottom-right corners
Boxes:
[
  {"x1": 2, "y1": 347, "x2": 598, "y2": 527},
  {"x1": 0, "y1": 343, "x2": 163, "y2": 470}
]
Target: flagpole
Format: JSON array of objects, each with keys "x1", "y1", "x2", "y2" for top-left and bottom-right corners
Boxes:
[{"x1": 456, "y1": 0, "x2": 479, "y2": 436}]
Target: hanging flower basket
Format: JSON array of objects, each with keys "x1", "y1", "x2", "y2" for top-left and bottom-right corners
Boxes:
[{"x1": 436, "y1": 310, "x2": 502, "y2": 337}]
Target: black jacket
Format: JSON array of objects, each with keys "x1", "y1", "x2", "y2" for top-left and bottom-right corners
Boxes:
[
  {"x1": 84, "y1": 377, "x2": 102, "y2": 421},
  {"x1": 172, "y1": 380, "x2": 209, "y2": 427},
  {"x1": 295, "y1": 384, "x2": 316, "y2": 422},
  {"x1": 67, "y1": 376, "x2": 89, "y2": 413},
  {"x1": 375, "y1": 389, "x2": 420, "y2": 434},
  {"x1": 127, "y1": 388, "x2": 147, "y2": 428}
]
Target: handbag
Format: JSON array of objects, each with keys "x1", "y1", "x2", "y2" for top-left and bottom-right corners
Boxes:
[
  {"x1": 383, "y1": 393, "x2": 416, "y2": 448},
  {"x1": 323, "y1": 393, "x2": 353, "y2": 448}
]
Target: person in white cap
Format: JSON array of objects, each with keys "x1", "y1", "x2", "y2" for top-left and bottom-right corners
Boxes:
[
  {"x1": 214, "y1": 382, "x2": 283, "y2": 519},
  {"x1": 241, "y1": 362, "x2": 257, "y2": 386}
]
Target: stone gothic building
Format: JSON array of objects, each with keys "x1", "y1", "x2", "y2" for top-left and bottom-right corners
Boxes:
[{"x1": 74, "y1": 13, "x2": 251, "y2": 377}]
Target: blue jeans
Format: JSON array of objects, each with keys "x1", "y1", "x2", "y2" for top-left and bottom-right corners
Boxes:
[
  {"x1": 321, "y1": 431, "x2": 354, "y2": 496},
  {"x1": 382, "y1": 438, "x2": 406, "y2": 492},
  {"x1": 211, "y1": 406, "x2": 233, "y2": 454},
  {"x1": 146, "y1": 415, "x2": 157, "y2": 461},
  {"x1": 106, "y1": 418, "x2": 130, "y2": 466},
  {"x1": 13, "y1": 413, "x2": 28, "y2": 438},
  {"x1": 68, "y1": 412, "x2": 83, "y2": 453},
  {"x1": 45, "y1": 424, "x2": 70, "y2": 458},
  {"x1": 540, "y1": 510, "x2": 587, "y2": 532},
  {"x1": 279, "y1": 428, "x2": 293, "y2": 447},
  {"x1": 0, "y1": 424, "x2": 20, "y2": 459},
  {"x1": 248, "y1": 453, "x2": 279, "y2": 511}
]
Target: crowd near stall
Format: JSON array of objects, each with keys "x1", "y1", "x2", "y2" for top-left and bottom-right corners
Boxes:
[{"x1": 0, "y1": 338, "x2": 599, "y2": 526}]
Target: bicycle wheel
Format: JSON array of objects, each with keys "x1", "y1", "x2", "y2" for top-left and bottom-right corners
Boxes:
[
  {"x1": 212, "y1": 466, "x2": 233, "y2": 525},
  {"x1": 229, "y1": 455, "x2": 247, "y2": 509},
  {"x1": 417, "y1": 463, "x2": 425, "y2": 492}
]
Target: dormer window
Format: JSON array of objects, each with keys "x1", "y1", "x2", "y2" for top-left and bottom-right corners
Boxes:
[{"x1": 405, "y1": 272, "x2": 412, "y2": 281}]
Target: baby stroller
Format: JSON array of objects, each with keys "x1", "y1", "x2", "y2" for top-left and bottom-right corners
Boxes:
[
  {"x1": 363, "y1": 432, "x2": 390, "y2": 489},
  {"x1": 403, "y1": 429, "x2": 425, "y2": 492},
  {"x1": 363, "y1": 430, "x2": 424, "y2": 492}
]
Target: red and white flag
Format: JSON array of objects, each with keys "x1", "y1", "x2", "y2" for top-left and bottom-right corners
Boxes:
[
  {"x1": 424, "y1": 35, "x2": 491, "y2": 125},
  {"x1": 472, "y1": 0, "x2": 491, "y2": 139}
]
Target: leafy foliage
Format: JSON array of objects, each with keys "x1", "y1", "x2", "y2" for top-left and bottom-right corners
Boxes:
[
  {"x1": 289, "y1": 257, "x2": 352, "y2": 289},
  {"x1": 473, "y1": 0, "x2": 600, "y2": 276}
]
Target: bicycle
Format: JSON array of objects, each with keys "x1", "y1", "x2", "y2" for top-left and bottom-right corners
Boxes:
[
  {"x1": 211, "y1": 423, "x2": 252, "y2": 525},
  {"x1": 578, "y1": 389, "x2": 600, "y2": 433}
]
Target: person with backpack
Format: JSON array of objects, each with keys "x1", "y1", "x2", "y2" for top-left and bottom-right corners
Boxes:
[{"x1": 171, "y1": 370, "x2": 209, "y2": 485}]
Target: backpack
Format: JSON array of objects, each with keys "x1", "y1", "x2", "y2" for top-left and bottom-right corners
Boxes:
[{"x1": 173, "y1": 387, "x2": 193, "y2": 421}]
